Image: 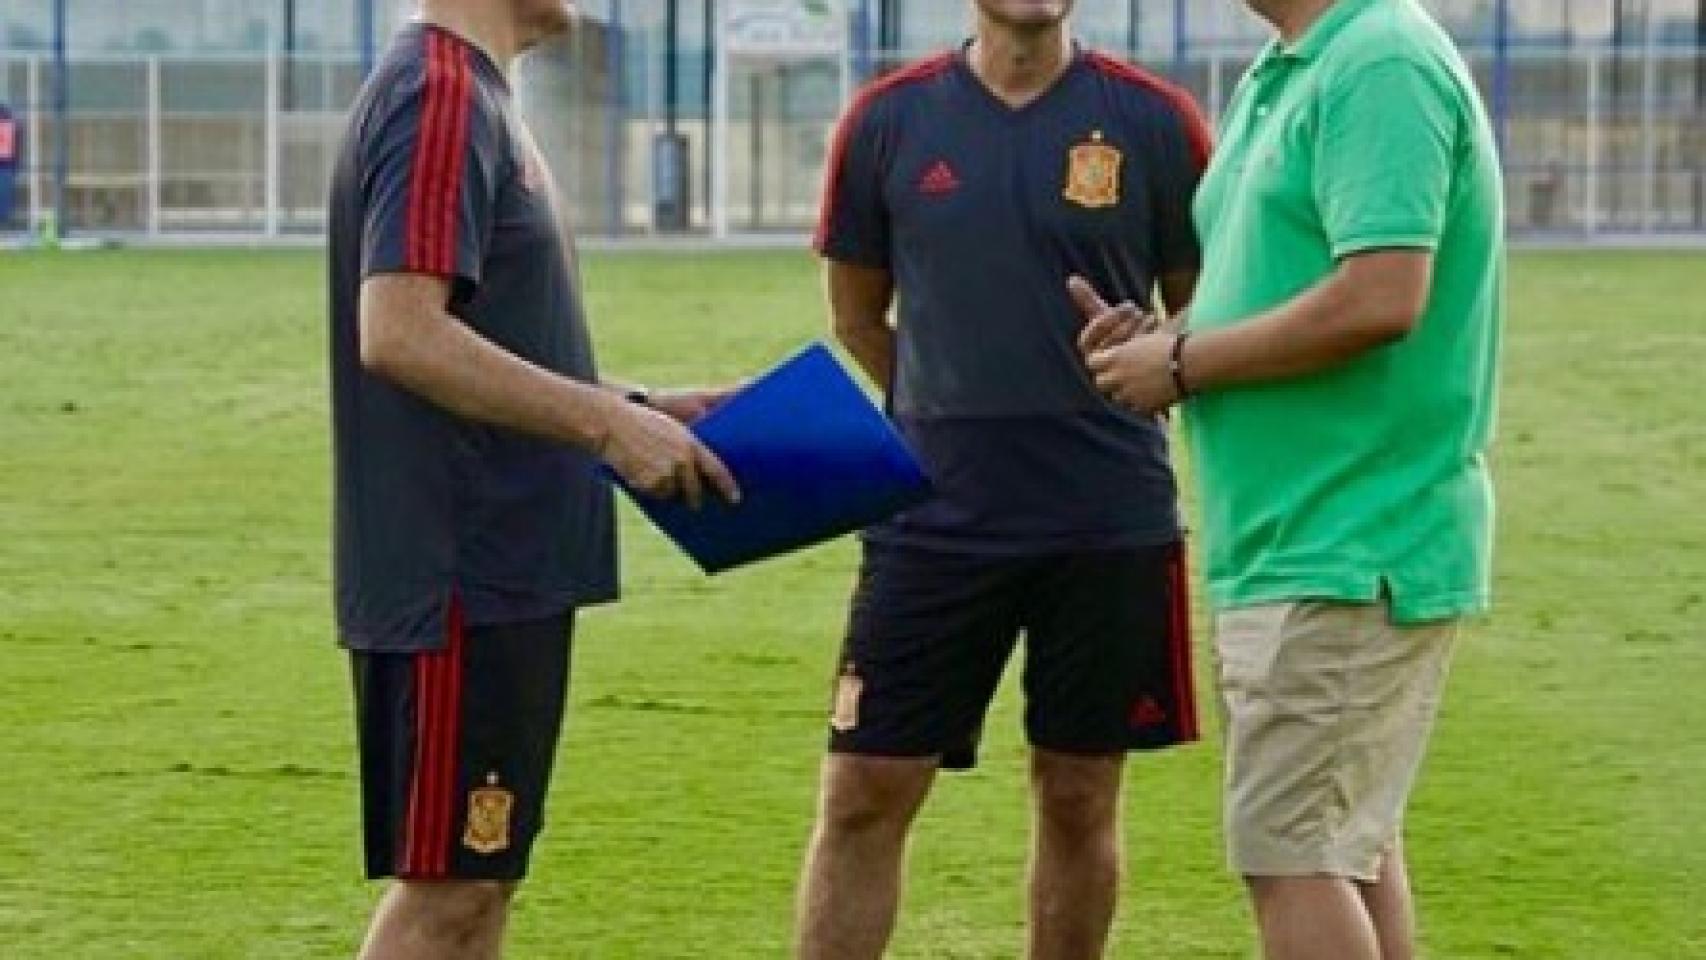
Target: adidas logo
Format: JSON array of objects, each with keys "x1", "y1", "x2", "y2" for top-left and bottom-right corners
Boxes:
[
  {"x1": 1130, "y1": 696, "x2": 1169, "y2": 728},
  {"x1": 919, "y1": 160, "x2": 961, "y2": 196}
]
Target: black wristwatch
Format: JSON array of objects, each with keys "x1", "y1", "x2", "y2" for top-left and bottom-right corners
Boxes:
[{"x1": 624, "y1": 386, "x2": 652, "y2": 407}]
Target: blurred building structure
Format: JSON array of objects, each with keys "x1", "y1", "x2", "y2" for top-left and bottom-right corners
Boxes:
[{"x1": 2, "y1": 1, "x2": 1704, "y2": 239}]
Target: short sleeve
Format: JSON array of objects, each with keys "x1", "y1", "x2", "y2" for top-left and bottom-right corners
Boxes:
[
  {"x1": 1313, "y1": 58, "x2": 1460, "y2": 259},
  {"x1": 361, "y1": 38, "x2": 505, "y2": 302},
  {"x1": 814, "y1": 97, "x2": 891, "y2": 270},
  {"x1": 1152, "y1": 93, "x2": 1213, "y2": 274}
]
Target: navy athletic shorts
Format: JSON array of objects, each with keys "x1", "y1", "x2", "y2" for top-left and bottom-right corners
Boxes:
[
  {"x1": 351, "y1": 599, "x2": 575, "y2": 881},
  {"x1": 827, "y1": 542, "x2": 1198, "y2": 770}
]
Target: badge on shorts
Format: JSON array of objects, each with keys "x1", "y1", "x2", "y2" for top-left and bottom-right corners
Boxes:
[
  {"x1": 831, "y1": 667, "x2": 863, "y2": 733},
  {"x1": 464, "y1": 772, "x2": 514, "y2": 856},
  {"x1": 1063, "y1": 130, "x2": 1122, "y2": 209}
]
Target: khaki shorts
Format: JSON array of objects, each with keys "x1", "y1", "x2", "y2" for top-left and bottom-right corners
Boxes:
[{"x1": 1214, "y1": 601, "x2": 1458, "y2": 882}]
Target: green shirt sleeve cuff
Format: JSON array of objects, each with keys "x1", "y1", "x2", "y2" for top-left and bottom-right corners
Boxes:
[{"x1": 1331, "y1": 232, "x2": 1441, "y2": 260}]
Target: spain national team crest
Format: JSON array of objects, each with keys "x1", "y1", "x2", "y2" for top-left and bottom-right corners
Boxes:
[
  {"x1": 1063, "y1": 130, "x2": 1123, "y2": 209},
  {"x1": 464, "y1": 772, "x2": 515, "y2": 856},
  {"x1": 830, "y1": 666, "x2": 863, "y2": 734}
]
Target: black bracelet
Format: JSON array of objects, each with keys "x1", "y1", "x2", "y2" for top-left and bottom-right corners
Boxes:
[
  {"x1": 1169, "y1": 333, "x2": 1194, "y2": 401},
  {"x1": 625, "y1": 386, "x2": 652, "y2": 407}
]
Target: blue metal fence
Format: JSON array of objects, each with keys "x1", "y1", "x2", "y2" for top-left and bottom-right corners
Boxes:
[{"x1": 1, "y1": 0, "x2": 1704, "y2": 240}]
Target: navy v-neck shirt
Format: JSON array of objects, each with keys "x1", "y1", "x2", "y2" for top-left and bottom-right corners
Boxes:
[
  {"x1": 817, "y1": 48, "x2": 1211, "y2": 554},
  {"x1": 327, "y1": 25, "x2": 617, "y2": 652}
]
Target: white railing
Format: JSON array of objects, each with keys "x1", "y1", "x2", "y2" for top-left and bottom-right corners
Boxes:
[{"x1": 3, "y1": 43, "x2": 1706, "y2": 241}]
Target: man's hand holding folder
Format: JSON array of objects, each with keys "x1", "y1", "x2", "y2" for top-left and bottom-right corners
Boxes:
[{"x1": 613, "y1": 343, "x2": 932, "y2": 574}]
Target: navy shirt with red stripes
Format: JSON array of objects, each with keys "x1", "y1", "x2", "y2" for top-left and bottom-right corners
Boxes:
[
  {"x1": 328, "y1": 24, "x2": 617, "y2": 653},
  {"x1": 817, "y1": 47, "x2": 1212, "y2": 554}
]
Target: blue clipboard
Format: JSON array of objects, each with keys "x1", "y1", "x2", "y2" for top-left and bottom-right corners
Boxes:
[{"x1": 618, "y1": 343, "x2": 932, "y2": 574}]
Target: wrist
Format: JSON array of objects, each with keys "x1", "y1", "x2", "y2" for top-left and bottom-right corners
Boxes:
[
  {"x1": 586, "y1": 388, "x2": 629, "y2": 458},
  {"x1": 1169, "y1": 332, "x2": 1195, "y2": 401}
]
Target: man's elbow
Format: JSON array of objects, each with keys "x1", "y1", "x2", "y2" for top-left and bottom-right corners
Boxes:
[
  {"x1": 830, "y1": 312, "x2": 883, "y2": 347},
  {"x1": 1363, "y1": 300, "x2": 1426, "y2": 345},
  {"x1": 1340, "y1": 279, "x2": 1428, "y2": 346},
  {"x1": 1340, "y1": 253, "x2": 1432, "y2": 345},
  {"x1": 358, "y1": 313, "x2": 413, "y2": 379}
]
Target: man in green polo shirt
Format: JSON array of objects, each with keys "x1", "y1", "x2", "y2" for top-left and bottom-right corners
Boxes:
[{"x1": 1071, "y1": 0, "x2": 1503, "y2": 957}]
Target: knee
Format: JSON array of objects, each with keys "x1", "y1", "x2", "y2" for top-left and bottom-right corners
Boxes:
[
  {"x1": 1244, "y1": 874, "x2": 1351, "y2": 913},
  {"x1": 1244, "y1": 874, "x2": 1282, "y2": 903},
  {"x1": 402, "y1": 881, "x2": 515, "y2": 946},
  {"x1": 818, "y1": 758, "x2": 933, "y2": 839},
  {"x1": 1033, "y1": 756, "x2": 1121, "y2": 842}
]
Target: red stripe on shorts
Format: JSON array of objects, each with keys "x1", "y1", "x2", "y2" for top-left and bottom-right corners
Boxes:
[
  {"x1": 1167, "y1": 544, "x2": 1200, "y2": 742},
  {"x1": 401, "y1": 594, "x2": 465, "y2": 878}
]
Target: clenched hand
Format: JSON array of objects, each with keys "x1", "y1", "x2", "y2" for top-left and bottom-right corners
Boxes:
[{"x1": 599, "y1": 400, "x2": 741, "y2": 510}]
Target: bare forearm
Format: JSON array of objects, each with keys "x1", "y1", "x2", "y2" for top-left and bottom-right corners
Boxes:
[
  {"x1": 1185, "y1": 258, "x2": 1424, "y2": 392},
  {"x1": 836, "y1": 321, "x2": 896, "y2": 396},
  {"x1": 366, "y1": 306, "x2": 619, "y2": 452},
  {"x1": 825, "y1": 262, "x2": 898, "y2": 396}
]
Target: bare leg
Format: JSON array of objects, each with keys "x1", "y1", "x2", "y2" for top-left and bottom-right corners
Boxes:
[
  {"x1": 1247, "y1": 876, "x2": 1381, "y2": 960},
  {"x1": 358, "y1": 881, "x2": 515, "y2": 960},
  {"x1": 796, "y1": 755, "x2": 938, "y2": 960},
  {"x1": 1359, "y1": 838, "x2": 1417, "y2": 960},
  {"x1": 1027, "y1": 750, "x2": 1125, "y2": 960}
]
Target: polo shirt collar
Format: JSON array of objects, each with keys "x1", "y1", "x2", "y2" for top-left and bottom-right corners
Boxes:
[{"x1": 1277, "y1": 0, "x2": 1381, "y2": 62}]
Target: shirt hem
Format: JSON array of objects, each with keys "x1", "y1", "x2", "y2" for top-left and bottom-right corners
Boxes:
[
  {"x1": 864, "y1": 525, "x2": 1184, "y2": 556},
  {"x1": 1331, "y1": 233, "x2": 1440, "y2": 260},
  {"x1": 816, "y1": 244, "x2": 890, "y2": 271},
  {"x1": 1207, "y1": 576, "x2": 1489, "y2": 626},
  {"x1": 338, "y1": 581, "x2": 620, "y2": 652}
]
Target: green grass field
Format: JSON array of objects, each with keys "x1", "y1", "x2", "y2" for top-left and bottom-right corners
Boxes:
[{"x1": 0, "y1": 248, "x2": 1702, "y2": 959}]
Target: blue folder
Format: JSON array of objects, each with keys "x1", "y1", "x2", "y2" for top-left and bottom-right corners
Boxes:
[{"x1": 619, "y1": 343, "x2": 933, "y2": 574}]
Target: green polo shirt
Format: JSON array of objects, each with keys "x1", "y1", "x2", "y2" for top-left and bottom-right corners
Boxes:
[{"x1": 1184, "y1": 0, "x2": 1505, "y2": 624}]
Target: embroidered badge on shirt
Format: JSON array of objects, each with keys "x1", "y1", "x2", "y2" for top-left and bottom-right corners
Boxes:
[
  {"x1": 1063, "y1": 130, "x2": 1122, "y2": 209},
  {"x1": 919, "y1": 159, "x2": 962, "y2": 196}
]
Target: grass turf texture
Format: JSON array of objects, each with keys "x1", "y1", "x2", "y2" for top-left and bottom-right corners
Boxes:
[{"x1": 0, "y1": 249, "x2": 1701, "y2": 959}]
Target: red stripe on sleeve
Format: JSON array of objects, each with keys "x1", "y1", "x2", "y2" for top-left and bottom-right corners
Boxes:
[
  {"x1": 416, "y1": 32, "x2": 449, "y2": 273},
  {"x1": 434, "y1": 45, "x2": 475, "y2": 277},
  {"x1": 813, "y1": 53, "x2": 956, "y2": 253},
  {"x1": 405, "y1": 31, "x2": 473, "y2": 276},
  {"x1": 422, "y1": 33, "x2": 464, "y2": 275},
  {"x1": 405, "y1": 33, "x2": 445, "y2": 271},
  {"x1": 406, "y1": 33, "x2": 435, "y2": 270},
  {"x1": 1085, "y1": 53, "x2": 1215, "y2": 171}
]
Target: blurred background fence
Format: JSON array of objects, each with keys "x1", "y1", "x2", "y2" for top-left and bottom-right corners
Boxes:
[{"x1": 1, "y1": 0, "x2": 1704, "y2": 241}]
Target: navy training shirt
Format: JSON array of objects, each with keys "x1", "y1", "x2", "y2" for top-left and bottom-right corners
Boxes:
[
  {"x1": 816, "y1": 47, "x2": 1212, "y2": 554},
  {"x1": 327, "y1": 23, "x2": 618, "y2": 653}
]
